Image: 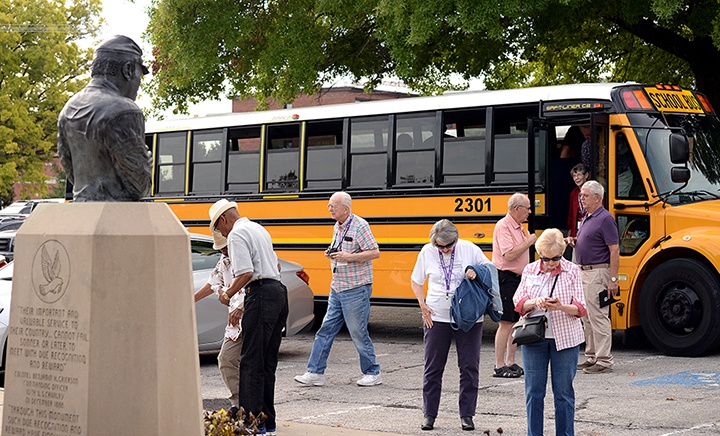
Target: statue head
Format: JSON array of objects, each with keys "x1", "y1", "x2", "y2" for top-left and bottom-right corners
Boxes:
[{"x1": 91, "y1": 35, "x2": 150, "y2": 101}]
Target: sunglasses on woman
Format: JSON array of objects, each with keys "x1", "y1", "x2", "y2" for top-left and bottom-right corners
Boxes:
[
  {"x1": 540, "y1": 255, "x2": 563, "y2": 262},
  {"x1": 435, "y1": 240, "x2": 457, "y2": 249}
]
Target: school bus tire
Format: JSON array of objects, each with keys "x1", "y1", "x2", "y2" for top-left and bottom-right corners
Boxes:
[{"x1": 639, "y1": 258, "x2": 720, "y2": 357}]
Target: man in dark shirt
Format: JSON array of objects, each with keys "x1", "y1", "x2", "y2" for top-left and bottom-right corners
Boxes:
[
  {"x1": 58, "y1": 35, "x2": 151, "y2": 202},
  {"x1": 566, "y1": 180, "x2": 619, "y2": 374}
]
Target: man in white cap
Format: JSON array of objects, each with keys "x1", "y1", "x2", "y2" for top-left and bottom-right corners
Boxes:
[
  {"x1": 58, "y1": 35, "x2": 152, "y2": 202},
  {"x1": 209, "y1": 199, "x2": 287, "y2": 436},
  {"x1": 193, "y1": 231, "x2": 244, "y2": 418}
]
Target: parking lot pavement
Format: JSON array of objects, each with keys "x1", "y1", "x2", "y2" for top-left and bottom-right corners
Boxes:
[{"x1": 202, "y1": 306, "x2": 720, "y2": 436}]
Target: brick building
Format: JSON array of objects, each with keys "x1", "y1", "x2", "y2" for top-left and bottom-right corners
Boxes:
[{"x1": 232, "y1": 85, "x2": 415, "y2": 112}]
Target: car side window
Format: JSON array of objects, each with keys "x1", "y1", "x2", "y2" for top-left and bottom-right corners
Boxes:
[{"x1": 190, "y1": 239, "x2": 221, "y2": 271}]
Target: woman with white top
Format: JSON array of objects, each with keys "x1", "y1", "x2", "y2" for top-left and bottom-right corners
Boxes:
[
  {"x1": 411, "y1": 219, "x2": 494, "y2": 432},
  {"x1": 513, "y1": 228, "x2": 586, "y2": 436}
]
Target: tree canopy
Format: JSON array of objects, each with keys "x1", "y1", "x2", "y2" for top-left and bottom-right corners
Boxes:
[
  {"x1": 145, "y1": 0, "x2": 720, "y2": 113},
  {"x1": 0, "y1": 0, "x2": 101, "y2": 204}
]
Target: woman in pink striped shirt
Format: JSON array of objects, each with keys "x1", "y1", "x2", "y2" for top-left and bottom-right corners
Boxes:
[{"x1": 513, "y1": 228, "x2": 587, "y2": 436}]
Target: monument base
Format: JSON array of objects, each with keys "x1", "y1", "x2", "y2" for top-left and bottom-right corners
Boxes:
[{"x1": 1, "y1": 202, "x2": 203, "y2": 435}]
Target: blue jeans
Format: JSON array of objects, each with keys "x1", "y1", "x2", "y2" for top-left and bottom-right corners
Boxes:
[
  {"x1": 521, "y1": 340, "x2": 579, "y2": 436},
  {"x1": 307, "y1": 285, "x2": 380, "y2": 375}
]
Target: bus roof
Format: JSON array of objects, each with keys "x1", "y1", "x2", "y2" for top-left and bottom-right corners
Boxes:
[{"x1": 146, "y1": 82, "x2": 635, "y2": 133}]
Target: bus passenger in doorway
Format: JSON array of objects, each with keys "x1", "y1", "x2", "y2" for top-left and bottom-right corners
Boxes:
[
  {"x1": 295, "y1": 192, "x2": 382, "y2": 387},
  {"x1": 411, "y1": 219, "x2": 495, "y2": 431},
  {"x1": 567, "y1": 164, "x2": 590, "y2": 239},
  {"x1": 566, "y1": 180, "x2": 619, "y2": 374},
  {"x1": 492, "y1": 193, "x2": 536, "y2": 378}
]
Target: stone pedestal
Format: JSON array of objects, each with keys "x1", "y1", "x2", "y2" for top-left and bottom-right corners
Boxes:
[{"x1": 1, "y1": 203, "x2": 203, "y2": 436}]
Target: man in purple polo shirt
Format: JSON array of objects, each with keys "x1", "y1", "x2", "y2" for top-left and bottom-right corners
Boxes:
[{"x1": 566, "y1": 180, "x2": 619, "y2": 374}]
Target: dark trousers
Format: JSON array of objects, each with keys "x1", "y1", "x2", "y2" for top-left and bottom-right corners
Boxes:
[
  {"x1": 238, "y1": 280, "x2": 289, "y2": 430},
  {"x1": 423, "y1": 321, "x2": 483, "y2": 417}
]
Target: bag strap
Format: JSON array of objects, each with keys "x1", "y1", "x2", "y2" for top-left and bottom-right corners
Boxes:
[
  {"x1": 541, "y1": 274, "x2": 560, "y2": 316},
  {"x1": 548, "y1": 274, "x2": 559, "y2": 298}
]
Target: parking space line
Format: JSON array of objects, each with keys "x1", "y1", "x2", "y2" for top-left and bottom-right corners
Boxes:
[
  {"x1": 297, "y1": 405, "x2": 383, "y2": 421},
  {"x1": 659, "y1": 421, "x2": 720, "y2": 435}
]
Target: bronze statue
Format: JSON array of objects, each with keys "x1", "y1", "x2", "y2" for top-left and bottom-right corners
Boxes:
[{"x1": 58, "y1": 35, "x2": 152, "y2": 202}]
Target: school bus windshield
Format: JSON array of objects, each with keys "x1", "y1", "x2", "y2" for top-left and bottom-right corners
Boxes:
[{"x1": 629, "y1": 112, "x2": 720, "y2": 204}]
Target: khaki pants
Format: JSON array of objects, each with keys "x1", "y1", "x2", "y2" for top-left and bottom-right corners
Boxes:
[
  {"x1": 581, "y1": 268, "x2": 614, "y2": 368},
  {"x1": 218, "y1": 336, "x2": 242, "y2": 408}
]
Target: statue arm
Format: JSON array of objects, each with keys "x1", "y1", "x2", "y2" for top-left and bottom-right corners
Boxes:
[
  {"x1": 106, "y1": 111, "x2": 152, "y2": 200},
  {"x1": 57, "y1": 121, "x2": 74, "y2": 185}
]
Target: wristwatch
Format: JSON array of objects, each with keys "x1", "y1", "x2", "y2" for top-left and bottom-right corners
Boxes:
[
  {"x1": 610, "y1": 276, "x2": 618, "y2": 283},
  {"x1": 222, "y1": 291, "x2": 230, "y2": 301}
]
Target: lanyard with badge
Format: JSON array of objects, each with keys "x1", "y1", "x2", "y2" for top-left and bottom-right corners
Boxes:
[
  {"x1": 330, "y1": 215, "x2": 353, "y2": 270},
  {"x1": 438, "y1": 247, "x2": 456, "y2": 300}
]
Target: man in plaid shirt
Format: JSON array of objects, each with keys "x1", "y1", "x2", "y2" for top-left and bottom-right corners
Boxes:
[{"x1": 295, "y1": 192, "x2": 382, "y2": 387}]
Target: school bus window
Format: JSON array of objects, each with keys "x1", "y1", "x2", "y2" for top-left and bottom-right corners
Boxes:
[
  {"x1": 616, "y1": 132, "x2": 647, "y2": 200},
  {"x1": 349, "y1": 116, "x2": 388, "y2": 188},
  {"x1": 441, "y1": 109, "x2": 486, "y2": 186},
  {"x1": 444, "y1": 108, "x2": 486, "y2": 138},
  {"x1": 191, "y1": 130, "x2": 223, "y2": 194},
  {"x1": 156, "y1": 131, "x2": 187, "y2": 195},
  {"x1": 618, "y1": 215, "x2": 650, "y2": 255},
  {"x1": 394, "y1": 113, "x2": 435, "y2": 186},
  {"x1": 306, "y1": 120, "x2": 343, "y2": 190},
  {"x1": 227, "y1": 126, "x2": 261, "y2": 194},
  {"x1": 492, "y1": 105, "x2": 543, "y2": 184},
  {"x1": 265, "y1": 124, "x2": 300, "y2": 191}
]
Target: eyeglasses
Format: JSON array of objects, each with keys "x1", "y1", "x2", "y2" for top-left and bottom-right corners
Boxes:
[
  {"x1": 517, "y1": 205, "x2": 531, "y2": 210},
  {"x1": 328, "y1": 204, "x2": 345, "y2": 210},
  {"x1": 435, "y1": 240, "x2": 457, "y2": 249},
  {"x1": 540, "y1": 255, "x2": 563, "y2": 262}
]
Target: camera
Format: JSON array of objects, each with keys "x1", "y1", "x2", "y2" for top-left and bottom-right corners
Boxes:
[{"x1": 325, "y1": 246, "x2": 339, "y2": 255}]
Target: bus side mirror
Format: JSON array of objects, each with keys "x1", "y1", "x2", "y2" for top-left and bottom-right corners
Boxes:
[
  {"x1": 669, "y1": 133, "x2": 690, "y2": 164},
  {"x1": 671, "y1": 167, "x2": 690, "y2": 183}
]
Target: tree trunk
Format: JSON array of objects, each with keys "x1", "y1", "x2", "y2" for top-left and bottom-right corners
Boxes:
[{"x1": 688, "y1": 43, "x2": 720, "y2": 109}]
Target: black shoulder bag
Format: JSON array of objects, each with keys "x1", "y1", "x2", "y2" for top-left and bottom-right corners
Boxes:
[{"x1": 512, "y1": 274, "x2": 559, "y2": 345}]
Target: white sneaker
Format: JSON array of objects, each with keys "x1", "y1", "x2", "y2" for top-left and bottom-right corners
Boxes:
[
  {"x1": 294, "y1": 371, "x2": 325, "y2": 386},
  {"x1": 357, "y1": 373, "x2": 382, "y2": 386}
]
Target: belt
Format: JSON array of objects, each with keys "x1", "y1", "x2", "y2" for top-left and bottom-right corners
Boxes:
[
  {"x1": 579, "y1": 263, "x2": 609, "y2": 270},
  {"x1": 246, "y1": 278, "x2": 281, "y2": 292}
]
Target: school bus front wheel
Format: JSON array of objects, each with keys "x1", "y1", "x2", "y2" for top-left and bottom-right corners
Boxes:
[{"x1": 639, "y1": 258, "x2": 720, "y2": 357}]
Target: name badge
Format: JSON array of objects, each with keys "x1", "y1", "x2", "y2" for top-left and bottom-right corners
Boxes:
[{"x1": 528, "y1": 276, "x2": 543, "y2": 287}]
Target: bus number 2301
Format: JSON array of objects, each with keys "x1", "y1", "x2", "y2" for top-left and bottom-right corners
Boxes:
[{"x1": 454, "y1": 197, "x2": 492, "y2": 213}]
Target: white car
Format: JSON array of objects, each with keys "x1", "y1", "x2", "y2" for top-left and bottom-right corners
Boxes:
[
  {"x1": 191, "y1": 233, "x2": 314, "y2": 352},
  {"x1": 0, "y1": 234, "x2": 315, "y2": 380},
  {"x1": 0, "y1": 261, "x2": 12, "y2": 381}
]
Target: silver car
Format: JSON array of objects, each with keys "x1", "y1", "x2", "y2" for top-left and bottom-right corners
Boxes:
[
  {"x1": 191, "y1": 233, "x2": 314, "y2": 352},
  {"x1": 0, "y1": 261, "x2": 12, "y2": 382}
]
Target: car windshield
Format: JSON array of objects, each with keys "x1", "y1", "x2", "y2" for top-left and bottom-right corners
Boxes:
[{"x1": 629, "y1": 112, "x2": 720, "y2": 205}]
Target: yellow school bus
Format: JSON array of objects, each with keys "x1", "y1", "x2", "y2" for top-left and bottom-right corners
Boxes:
[{"x1": 145, "y1": 83, "x2": 720, "y2": 356}]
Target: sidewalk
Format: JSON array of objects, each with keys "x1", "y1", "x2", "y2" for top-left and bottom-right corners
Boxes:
[{"x1": 0, "y1": 389, "x2": 405, "y2": 436}]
